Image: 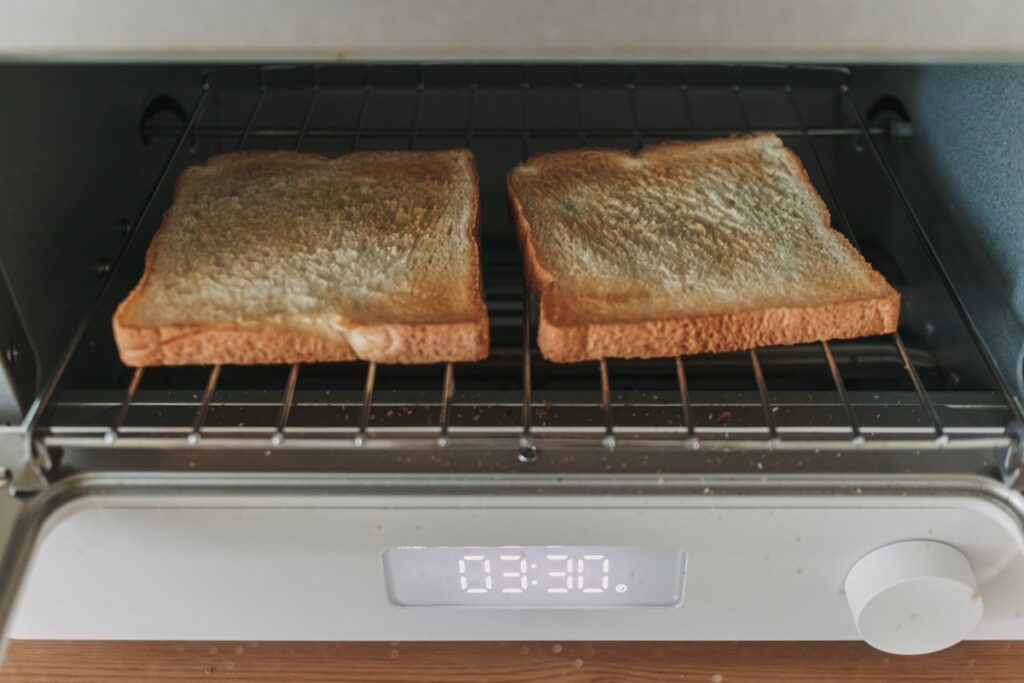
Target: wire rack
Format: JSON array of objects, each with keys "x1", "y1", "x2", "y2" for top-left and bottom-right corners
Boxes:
[{"x1": 24, "y1": 64, "x2": 1024, "y2": 479}]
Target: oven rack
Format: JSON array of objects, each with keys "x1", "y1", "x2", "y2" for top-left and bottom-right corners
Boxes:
[{"x1": 24, "y1": 64, "x2": 1024, "y2": 480}]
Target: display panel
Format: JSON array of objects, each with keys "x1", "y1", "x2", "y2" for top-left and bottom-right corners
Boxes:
[{"x1": 383, "y1": 546, "x2": 685, "y2": 607}]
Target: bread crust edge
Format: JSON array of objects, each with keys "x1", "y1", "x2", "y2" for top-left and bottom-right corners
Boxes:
[
  {"x1": 535, "y1": 293, "x2": 900, "y2": 362},
  {"x1": 114, "y1": 318, "x2": 489, "y2": 366}
]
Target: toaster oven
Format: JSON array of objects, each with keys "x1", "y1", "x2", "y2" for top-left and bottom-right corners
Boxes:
[{"x1": 1, "y1": 1, "x2": 1024, "y2": 660}]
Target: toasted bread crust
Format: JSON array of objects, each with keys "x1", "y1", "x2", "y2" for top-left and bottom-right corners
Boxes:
[
  {"x1": 114, "y1": 149, "x2": 488, "y2": 366},
  {"x1": 114, "y1": 321, "x2": 357, "y2": 366},
  {"x1": 509, "y1": 135, "x2": 901, "y2": 362},
  {"x1": 114, "y1": 318, "x2": 489, "y2": 366},
  {"x1": 535, "y1": 294, "x2": 900, "y2": 362}
]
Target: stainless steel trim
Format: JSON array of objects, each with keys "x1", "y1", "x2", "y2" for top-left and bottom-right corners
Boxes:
[{"x1": 4, "y1": 1, "x2": 1024, "y2": 62}]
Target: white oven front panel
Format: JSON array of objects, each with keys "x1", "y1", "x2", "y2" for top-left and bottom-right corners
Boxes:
[{"x1": 11, "y1": 491, "x2": 1024, "y2": 651}]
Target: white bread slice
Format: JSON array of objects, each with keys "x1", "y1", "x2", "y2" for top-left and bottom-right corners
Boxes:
[
  {"x1": 114, "y1": 149, "x2": 488, "y2": 366},
  {"x1": 508, "y1": 134, "x2": 899, "y2": 362}
]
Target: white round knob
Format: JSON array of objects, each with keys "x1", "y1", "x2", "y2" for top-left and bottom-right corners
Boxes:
[{"x1": 845, "y1": 541, "x2": 982, "y2": 655}]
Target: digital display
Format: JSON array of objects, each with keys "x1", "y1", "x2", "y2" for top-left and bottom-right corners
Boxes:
[{"x1": 383, "y1": 546, "x2": 685, "y2": 607}]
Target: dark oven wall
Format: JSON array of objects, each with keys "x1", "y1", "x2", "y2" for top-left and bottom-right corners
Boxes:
[
  {"x1": 0, "y1": 64, "x2": 205, "y2": 421},
  {"x1": 0, "y1": 63, "x2": 1022, "y2": 425},
  {"x1": 850, "y1": 65, "x2": 1024, "y2": 402}
]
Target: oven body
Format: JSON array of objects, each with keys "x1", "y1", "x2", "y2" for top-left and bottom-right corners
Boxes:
[{"x1": 1, "y1": 2, "x2": 1024, "y2": 657}]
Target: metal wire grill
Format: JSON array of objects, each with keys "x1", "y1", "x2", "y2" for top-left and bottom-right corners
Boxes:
[{"x1": 26, "y1": 64, "x2": 1024, "y2": 477}]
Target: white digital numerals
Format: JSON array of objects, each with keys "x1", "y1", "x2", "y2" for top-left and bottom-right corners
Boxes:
[
  {"x1": 458, "y1": 555, "x2": 492, "y2": 594},
  {"x1": 545, "y1": 553, "x2": 609, "y2": 594},
  {"x1": 459, "y1": 553, "x2": 528, "y2": 594},
  {"x1": 545, "y1": 554, "x2": 573, "y2": 593},
  {"x1": 459, "y1": 551, "x2": 613, "y2": 595},
  {"x1": 578, "y1": 555, "x2": 611, "y2": 593},
  {"x1": 498, "y1": 553, "x2": 528, "y2": 594}
]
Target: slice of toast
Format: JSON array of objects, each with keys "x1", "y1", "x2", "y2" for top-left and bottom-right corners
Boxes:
[
  {"x1": 114, "y1": 149, "x2": 488, "y2": 366},
  {"x1": 508, "y1": 134, "x2": 899, "y2": 362}
]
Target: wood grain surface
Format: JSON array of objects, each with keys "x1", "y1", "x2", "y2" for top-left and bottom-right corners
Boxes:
[{"x1": 2, "y1": 640, "x2": 1021, "y2": 682}]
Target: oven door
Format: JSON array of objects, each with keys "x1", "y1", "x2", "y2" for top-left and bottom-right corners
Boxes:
[{"x1": 7, "y1": 474, "x2": 1024, "y2": 656}]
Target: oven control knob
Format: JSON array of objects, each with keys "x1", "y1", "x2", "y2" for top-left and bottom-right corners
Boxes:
[{"x1": 845, "y1": 541, "x2": 982, "y2": 655}]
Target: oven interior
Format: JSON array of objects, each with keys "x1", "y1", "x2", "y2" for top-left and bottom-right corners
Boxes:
[{"x1": 0, "y1": 62, "x2": 1022, "y2": 486}]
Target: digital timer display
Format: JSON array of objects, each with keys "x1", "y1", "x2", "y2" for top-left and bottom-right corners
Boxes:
[{"x1": 383, "y1": 546, "x2": 685, "y2": 607}]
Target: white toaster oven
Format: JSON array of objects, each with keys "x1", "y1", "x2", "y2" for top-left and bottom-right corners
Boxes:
[{"x1": 1, "y1": 0, "x2": 1024, "y2": 660}]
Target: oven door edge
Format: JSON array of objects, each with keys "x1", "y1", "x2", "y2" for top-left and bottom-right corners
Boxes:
[{"x1": 0, "y1": 471, "x2": 1022, "y2": 650}]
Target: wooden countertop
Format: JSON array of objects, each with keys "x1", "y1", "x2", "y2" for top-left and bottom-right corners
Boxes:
[{"x1": 3, "y1": 640, "x2": 1021, "y2": 682}]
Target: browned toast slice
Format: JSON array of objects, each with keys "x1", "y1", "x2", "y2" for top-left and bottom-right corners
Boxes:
[
  {"x1": 508, "y1": 134, "x2": 899, "y2": 362},
  {"x1": 115, "y1": 149, "x2": 488, "y2": 366}
]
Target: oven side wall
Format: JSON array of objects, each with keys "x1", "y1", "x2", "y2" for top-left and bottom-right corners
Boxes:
[
  {"x1": 0, "y1": 65, "x2": 202, "y2": 412},
  {"x1": 852, "y1": 65, "x2": 1024, "y2": 395}
]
